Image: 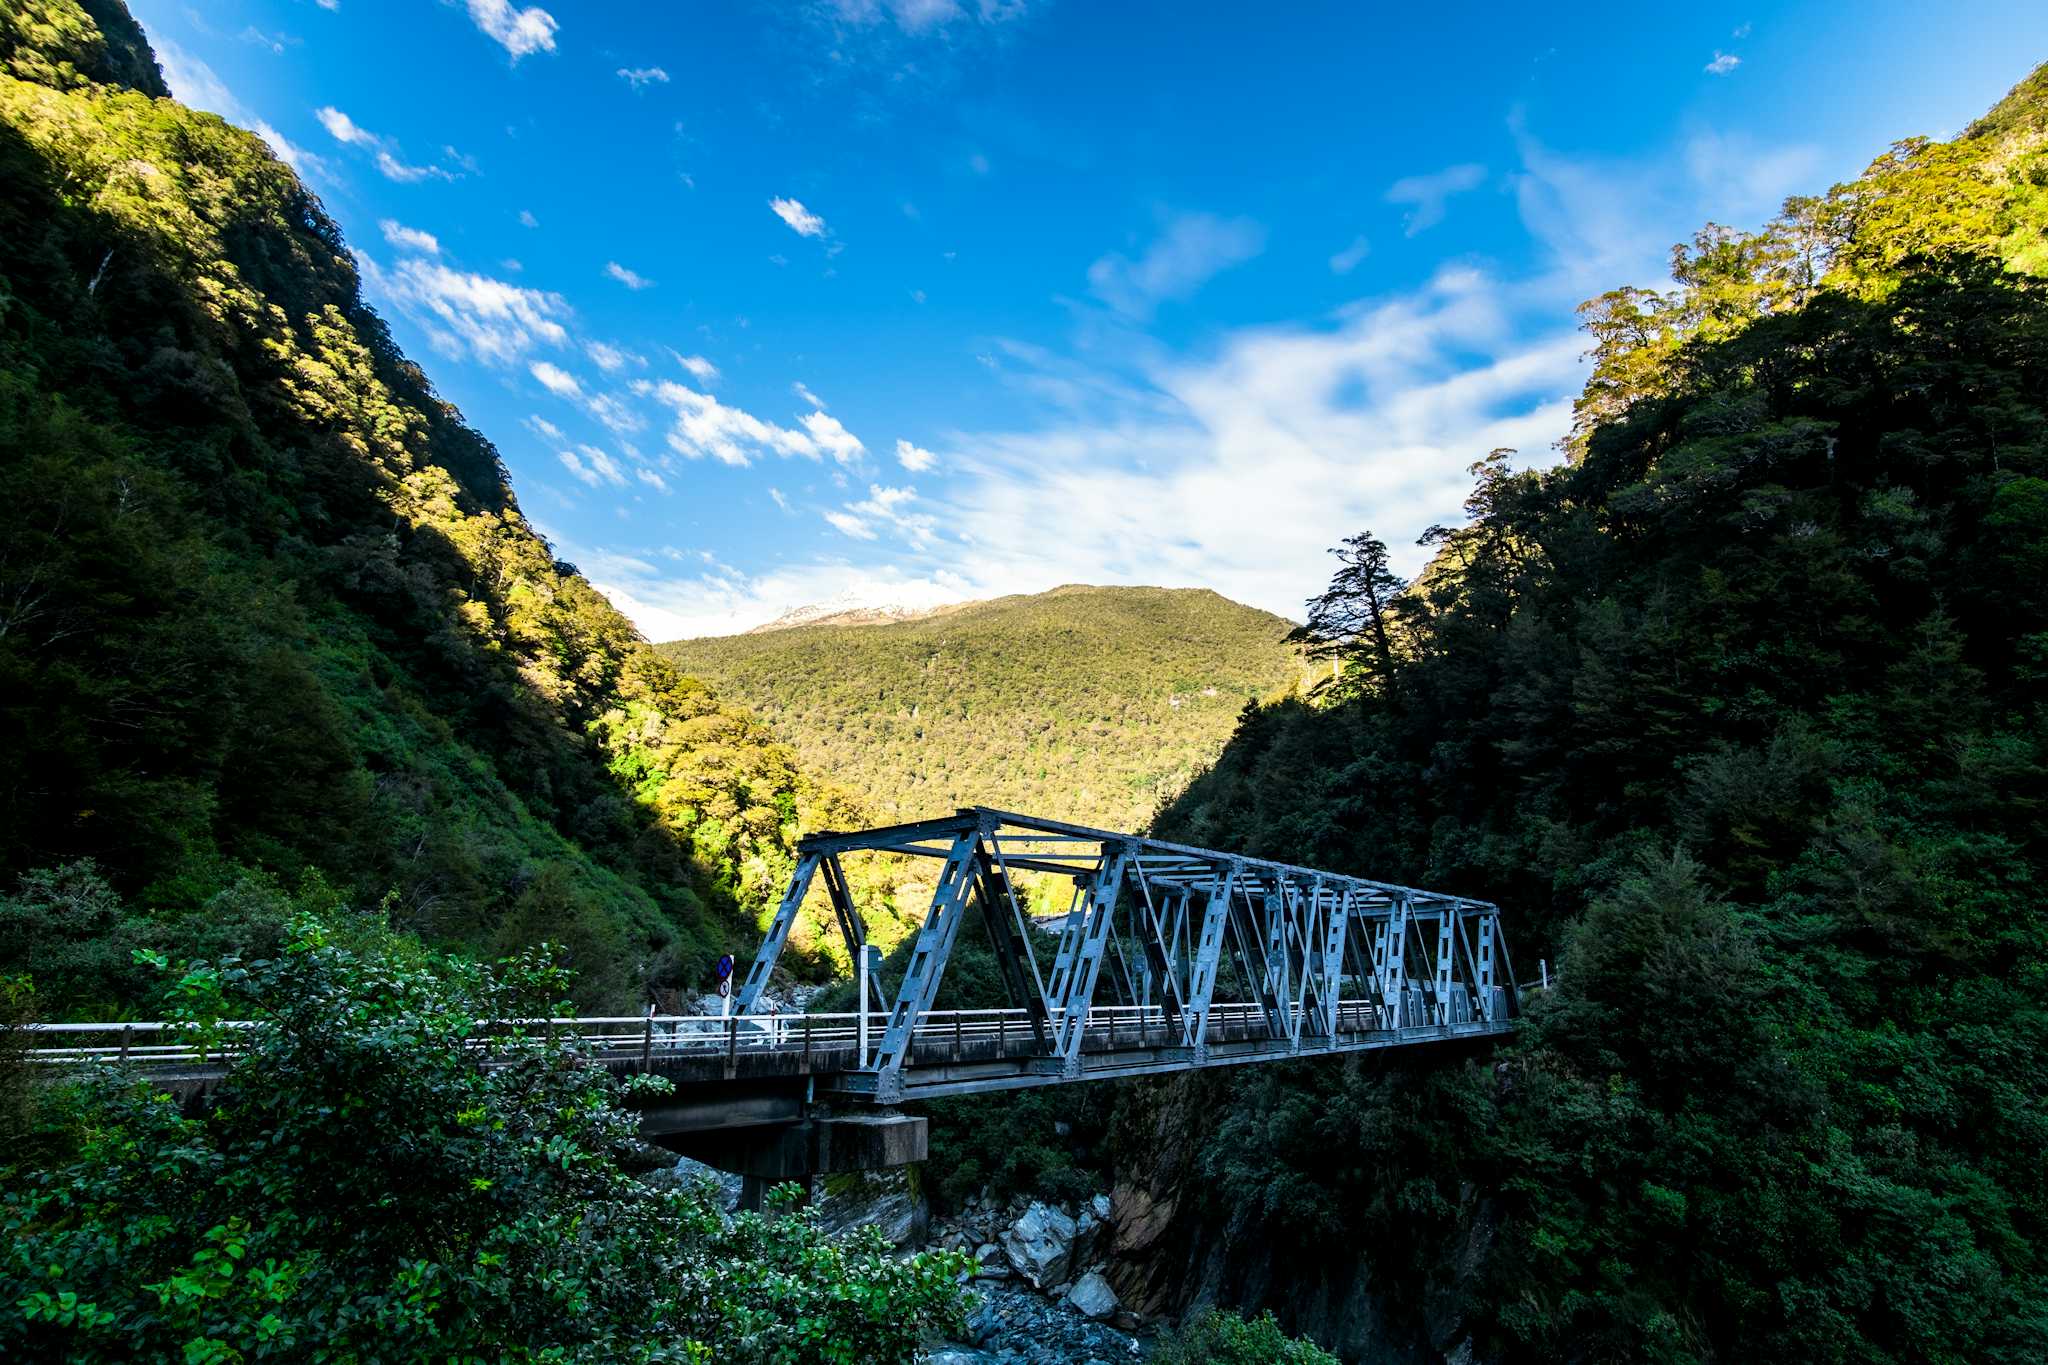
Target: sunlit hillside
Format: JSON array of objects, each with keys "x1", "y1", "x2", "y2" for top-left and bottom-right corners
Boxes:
[{"x1": 662, "y1": 585, "x2": 1310, "y2": 831}]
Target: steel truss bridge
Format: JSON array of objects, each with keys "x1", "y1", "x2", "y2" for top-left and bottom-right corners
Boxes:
[
  {"x1": 25, "y1": 809, "x2": 1519, "y2": 1181},
  {"x1": 738, "y1": 806, "x2": 1518, "y2": 1103}
]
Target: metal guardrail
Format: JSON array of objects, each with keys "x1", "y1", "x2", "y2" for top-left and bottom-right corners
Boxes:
[{"x1": 20, "y1": 999, "x2": 1434, "y2": 1071}]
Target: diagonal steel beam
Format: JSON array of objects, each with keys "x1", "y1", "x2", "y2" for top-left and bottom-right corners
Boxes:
[
  {"x1": 864, "y1": 831, "x2": 983, "y2": 1100},
  {"x1": 1183, "y1": 862, "x2": 1236, "y2": 1057},
  {"x1": 1048, "y1": 841, "x2": 1134, "y2": 1074},
  {"x1": 970, "y1": 841, "x2": 1054, "y2": 1051},
  {"x1": 736, "y1": 851, "x2": 820, "y2": 1015}
]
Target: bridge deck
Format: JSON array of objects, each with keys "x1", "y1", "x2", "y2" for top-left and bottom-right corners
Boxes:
[{"x1": 26, "y1": 1000, "x2": 1514, "y2": 1130}]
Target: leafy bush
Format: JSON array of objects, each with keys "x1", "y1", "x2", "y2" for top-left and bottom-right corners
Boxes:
[
  {"x1": 1152, "y1": 1308, "x2": 1340, "y2": 1365},
  {"x1": 0, "y1": 912, "x2": 969, "y2": 1362}
]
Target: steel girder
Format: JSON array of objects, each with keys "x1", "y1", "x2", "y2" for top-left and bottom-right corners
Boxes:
[{"x1": 736, "y1": 807, "x2": 1515, "y2": 1102}]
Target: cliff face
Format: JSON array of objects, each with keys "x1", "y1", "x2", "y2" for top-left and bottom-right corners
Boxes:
[{"x1": 1104, "y1": 1068, "x2": 1499, "y2": 1364}]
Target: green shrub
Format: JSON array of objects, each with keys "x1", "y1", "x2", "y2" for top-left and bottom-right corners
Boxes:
[{"x1": 1152, "y1": 1308, "x2": 1340, "y2": 1365}]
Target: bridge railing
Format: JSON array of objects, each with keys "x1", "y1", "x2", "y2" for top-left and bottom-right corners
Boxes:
[{"x1": 17, "y1": 999, "x2": 1433, "y2": 1071}]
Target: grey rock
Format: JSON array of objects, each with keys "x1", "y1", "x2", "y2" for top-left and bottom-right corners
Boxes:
[
  {"x1": 1090, "y1": 1193, "x2": 1112, "y2": 1221},
  {"x1": 1067, "y1": 1271, "x2": 1119, "y2": 1320},
  {"x1": 1000, "y1": 1201, "x2": 1078, "y2": 1289}
]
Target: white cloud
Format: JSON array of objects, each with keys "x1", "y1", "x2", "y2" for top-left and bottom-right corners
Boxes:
[
  {"x1": 519, "y1": 209, "x2": 539, "y2": 228},
  {"x1": 525, "y1": 415, "x2": 565, "y2": 441},
  {"x1": 824, "y1": 483, "x2": 935, "y2": 547},
  {"x1": 895, "y1": 439, "x2": 937, "y2": 472},
  {"x1": 1704, "y1": 51, "x2": 1741, "y2": 75},
  {"x1": 466, "y1": 0, "x2": 558, "y2": 60},
  {"x1": 1385, "y1": 163, "x2": 1487, "y2": 235},
  {"x1": 557, "y1": 448, "x2": 599, "y2": 485},
  {"x1": 318, "y1": 106, "x2": 456, "y2": 180},
  {"x1": 769, "y1": 197, "x2": 827, "y2": 238},
  {"x1": 824, "y1": 509, "x2": 878, "y2": 540},
  {"x1": 315, "y1": 105, "x2": 374, "y2": 146},
  {"x1": 618, "y1": 66, "x2": 669, "y2": 90},
  {"x1": 802, "y1": 410, "x2": 866, "y2": 465},
  {"x1": 823, "y1": 0, "x2": 1034, "y2": 34},
  {"x1": 576, "y1": 443, "x2": 628, "y2": 487},
  {"x1": 769, "y1": 487, "x2": 792, "y2": 512},
  {"x1": 637, "y1": 467, "x2": 670, "y2": 492},
  {"x1": 605, "y1": 261, "x2": 655, "y2": 290},
  {"x1": 586, "y1": 340, "x2": 645, "y2": 373},
  {"x1": 1732, "y1": 22, "x2": 1752, "y2": 38},
  {"x1": 1329, "y1": 235, "x2": 1370, "y2": 275},
  {"x1": 379, "y1": 219, "x2": 440, "y2": 254},
  {"x1": 584, "y1": 391, "x2": 645, "y2": 434},
  {"x1": 672, "y1": 352, "x2": 721, "y2": 384},
  {"x1": 375, "y1": 150, "x2": 452, "y2": 183},
  {"x1": 1087, "y1": 213, "x2": 1264, "y2": 319},
  {"x1": 368, "y1": 257, "x2": 569, "y2": 364},
  {"x1": 637, "y1": 380, "x2": 847, "y2": 467},
  {"x1": 793, "y1": 381, "x2": 825, "y2": 408},
  {"x1": 530, "y1": 361, "x2": 584, "y2": 398},
  {"x1": 242, "y1": 26, "x2": 292, "y2": 54}
]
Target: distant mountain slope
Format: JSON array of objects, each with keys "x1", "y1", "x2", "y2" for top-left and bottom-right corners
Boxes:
[
  {"x1": 663, "y1": 586, "x2": 1307, "y2": 830},
  {"x1": 0, "y1": 2, "x2": 812, "y2": 1009}
]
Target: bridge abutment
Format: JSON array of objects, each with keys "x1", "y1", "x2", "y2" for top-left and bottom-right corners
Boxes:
[{"x1": 655, "y1": 1110, "x2": 928, "y2": 1208}]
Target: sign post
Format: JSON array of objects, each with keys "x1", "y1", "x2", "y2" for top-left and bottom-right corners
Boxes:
[
  {"x1": 715, "y1": 953, "x2": 735, "y2": 1018},
  {"x1": 858, "y1": 944, "x2": 881, "y2": 1068}
]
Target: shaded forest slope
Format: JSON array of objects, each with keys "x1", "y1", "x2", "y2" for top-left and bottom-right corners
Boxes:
[
  {"x1": 1106, "y1": 59, "x2": 2048, "y2": 1365},
  {"x1": 0, "y1": 2, "x2": 819, "y2": 1010}
]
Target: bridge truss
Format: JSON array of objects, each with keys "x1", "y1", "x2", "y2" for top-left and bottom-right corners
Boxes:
[{"x1": 738, "y1": 807, "x2": 1517, "y2": 1103}]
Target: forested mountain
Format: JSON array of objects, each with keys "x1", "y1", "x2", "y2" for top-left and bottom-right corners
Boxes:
[
  {"x1": 0, "y1": 3, "x2": 824, "y2": 1010},
  {"x1": 662, "y1": 585, "x2": 1305, "y2": 832},
  {"x1": 1100, "y1": 61, "x2": 2048, "y2": 1364}
]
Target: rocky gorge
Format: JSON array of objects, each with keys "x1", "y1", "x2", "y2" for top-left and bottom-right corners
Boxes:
[{"x1": 654, "y1": 1151, "x2": 1151, "y2": 1363}]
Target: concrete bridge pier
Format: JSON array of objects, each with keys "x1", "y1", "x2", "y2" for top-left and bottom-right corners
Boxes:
[{"x1": 654, "y1": 1110, "x2": 928, "y2": 1212}]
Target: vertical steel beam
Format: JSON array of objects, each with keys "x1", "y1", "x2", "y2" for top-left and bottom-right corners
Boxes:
[
  {"x1": 1474, "y1": 910, "x2": 1498, "y2": 1023},
  {"x1": 1434, "y1": 910, "x2": 1457, "y2": 1025},
  {"x1": 1381, "y1": 897, "x2": 1409, "y2": 1028},
  {"x1": 1316, "y1": 884, "x2": 1351, "y2": 1040},
  {"x1": 1261, "y1": 887, "x2": 1297, "y2": 1045},
  {"x1": 970, "y1": 842, "x2": 1053, "y2": 1051},
  {"x1": 736, "y1": 851, "x2": 820, "y2": 1014}
]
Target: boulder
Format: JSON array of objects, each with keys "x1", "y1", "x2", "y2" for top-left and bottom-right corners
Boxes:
[
  {"x1": 1000, "y1": 1201, "x2": 1078, "y2": 1289},
  {"x1": 1066, "y1": 1270, "x2": 1119, "y2": 1320},
  {"x1": 1090, "y1": 1193, "x2": 1111, "y2": 1221}
]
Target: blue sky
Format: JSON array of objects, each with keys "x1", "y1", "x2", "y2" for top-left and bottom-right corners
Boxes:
[{"x1": 138, "y1": 0, "x2": 2048, "y2": 637}]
